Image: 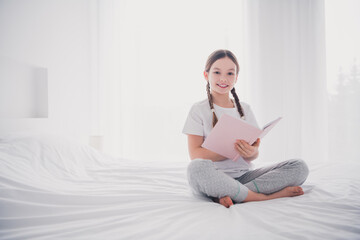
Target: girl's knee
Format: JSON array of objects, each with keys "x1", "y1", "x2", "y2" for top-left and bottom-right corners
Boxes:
[
  {"x1": 187, "y1": 159, "x2": 214, "y2": 189},
  {"x1": 291, "y1": 159, "x2": 309, "y2": 185},
  {"x1": 187, "y1": 158, "x2": 214, "y2": 177}
]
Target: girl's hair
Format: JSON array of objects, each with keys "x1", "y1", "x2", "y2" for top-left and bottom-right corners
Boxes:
[{"x1": 205, "y1": 49, "x2": 245, "y2": 127}]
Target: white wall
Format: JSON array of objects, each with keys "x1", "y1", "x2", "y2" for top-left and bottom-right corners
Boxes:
[{"x1": 0, "y1": 0, "x2": 94, "y2": 143}]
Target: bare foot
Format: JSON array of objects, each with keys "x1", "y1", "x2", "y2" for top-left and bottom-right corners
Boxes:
[
  {"x1": 272, "y1": 186, "x2": 304, "y2": 198},
  {"x1": 244, "y1": 186, "x2": 304, "y2": 202},
  {"x1": 213, "y1": 196, "x2": 234, "y2": 208}
]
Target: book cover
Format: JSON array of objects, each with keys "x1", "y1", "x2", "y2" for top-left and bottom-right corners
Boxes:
[{"x1": 201, "y1": 114, "x2": 282, "y2": 161}]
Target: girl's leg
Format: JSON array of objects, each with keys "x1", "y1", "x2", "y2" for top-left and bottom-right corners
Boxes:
[
  {"x1": 236, "y1": 159, "x2": 309, "y2": 195},
  {"x1": 187, "y1": 159, "x2": 250, "y2": 204},
  {"x1": 187, "y1": 158, "x2": 309, "y2": 206}
]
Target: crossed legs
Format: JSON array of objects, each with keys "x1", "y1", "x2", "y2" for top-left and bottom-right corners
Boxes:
[{"x1": 187, "y1": 159, "x2": 309, "y2": 208}]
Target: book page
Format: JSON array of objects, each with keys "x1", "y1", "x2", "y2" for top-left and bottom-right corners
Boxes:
[
  {"x1": 262, "y1": 117, "x2": 282, "y2": 130},
  {"x1": 259, "y1": 117, "x2": 282, "y2": 139}
]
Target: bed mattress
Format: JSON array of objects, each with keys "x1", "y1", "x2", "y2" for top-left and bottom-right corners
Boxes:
[{"x1": 0, "y1": 135, "x2": 359, "y2": 239}]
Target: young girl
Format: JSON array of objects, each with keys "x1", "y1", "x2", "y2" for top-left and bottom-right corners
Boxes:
[{"x1": 182, "y1": 49, "x2": 309, "y2": 208}]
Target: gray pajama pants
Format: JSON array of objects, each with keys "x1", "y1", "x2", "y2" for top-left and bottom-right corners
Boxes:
[{"x1": 187, "y1": 159, "x2": 309, "y2": 203}]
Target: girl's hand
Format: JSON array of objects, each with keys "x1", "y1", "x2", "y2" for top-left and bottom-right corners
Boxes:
[{"x1": 234, "y1": 138, "x2": 260, "y2": 160}]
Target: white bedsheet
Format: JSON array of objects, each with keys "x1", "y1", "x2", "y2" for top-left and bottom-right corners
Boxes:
[{"x1": 0, "y1": 135, "x2": 359, "y2": 240}]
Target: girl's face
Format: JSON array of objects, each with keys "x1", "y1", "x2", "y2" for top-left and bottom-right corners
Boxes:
[{"x1": 204, "y1": 57, "x2": 238, "y2": 95}]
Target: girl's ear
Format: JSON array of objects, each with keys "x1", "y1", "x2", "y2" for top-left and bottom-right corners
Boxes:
[{"x1": 204, "y1": 71, "x2": 209, "y2": 81}]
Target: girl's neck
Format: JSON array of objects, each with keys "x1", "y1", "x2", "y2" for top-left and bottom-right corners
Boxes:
[{"x1": 211, "y1": 92, "x2": 234, "y2": 108}]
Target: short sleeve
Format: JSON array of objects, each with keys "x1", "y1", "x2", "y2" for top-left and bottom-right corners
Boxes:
[
  {"x1": 244, "y1": 104, "x2": 260, "y2": 129},
  {"x1": 182, "y1": 104, "x2": 204, "y2": 136}
]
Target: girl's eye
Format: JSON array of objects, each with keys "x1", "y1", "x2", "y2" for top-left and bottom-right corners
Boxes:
[
  {"x1": 228, "y1": 72, "x2": 234, "y2": 75},
  {"x1": 214, "y1": 71, "x2": 220, "y2": 74}
]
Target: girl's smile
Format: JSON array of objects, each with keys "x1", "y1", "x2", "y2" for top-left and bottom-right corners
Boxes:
[{"x1": 217, "y1": 83, "x2": 229, "y2": 88}]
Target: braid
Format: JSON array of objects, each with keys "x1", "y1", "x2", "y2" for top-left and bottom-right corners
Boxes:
[
  {"x1": 231, "y1": 88, "x2": 245, "y2": 119},
  {"x1": 206, "y1": 82, "x2": 218, "y2": 127}
]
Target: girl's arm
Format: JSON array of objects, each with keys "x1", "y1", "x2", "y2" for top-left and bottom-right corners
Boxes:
[{"x1": 187, "y1": 135, "x2": 227, "y2": 162}]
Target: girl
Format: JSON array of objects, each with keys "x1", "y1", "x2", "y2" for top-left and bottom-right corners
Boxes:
[{"x1": 182, "y1": 49, "x2": 309, "y2": 208}]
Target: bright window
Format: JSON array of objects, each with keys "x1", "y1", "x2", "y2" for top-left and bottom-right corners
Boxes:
[{"x1": 325, "y1": 0, "x2": 360, "y2": 162}]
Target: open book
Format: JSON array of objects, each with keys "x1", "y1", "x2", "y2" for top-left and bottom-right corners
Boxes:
[{"x1": 201, "y1": 114, "x2": 282, "y2": 162}]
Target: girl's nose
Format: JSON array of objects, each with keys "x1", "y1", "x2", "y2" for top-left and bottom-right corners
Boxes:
[{"x1": 220, "y1": 77, "x2": 227, "y2": 82}]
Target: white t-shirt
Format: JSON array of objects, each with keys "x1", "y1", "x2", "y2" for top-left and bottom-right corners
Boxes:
[{"x1": 182, "y1": 99, "x2": 260, "y2": 178}]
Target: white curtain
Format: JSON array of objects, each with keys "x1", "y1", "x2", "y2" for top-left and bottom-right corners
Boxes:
[
  {"x1": 325, "y1": 0, "x2": 360, "y2": 163},
  {"x1": 96, "y1": 0, "x2": 359, "y2": 165},
  {"x1": 243, "y1": 0, "x2": 328, "y2": 166},
  {"x1": 97, "y1": 0, "x2": 246, "y2": 162}
]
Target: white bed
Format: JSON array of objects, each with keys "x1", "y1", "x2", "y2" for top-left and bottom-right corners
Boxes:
[{"x1": 0, "y1": 134, "x2": 359, "y2": 240}]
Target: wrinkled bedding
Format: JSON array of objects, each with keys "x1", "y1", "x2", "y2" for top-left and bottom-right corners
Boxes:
[{"x1": 0, "y1": 134, "x2": 359, "y2": 239}]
